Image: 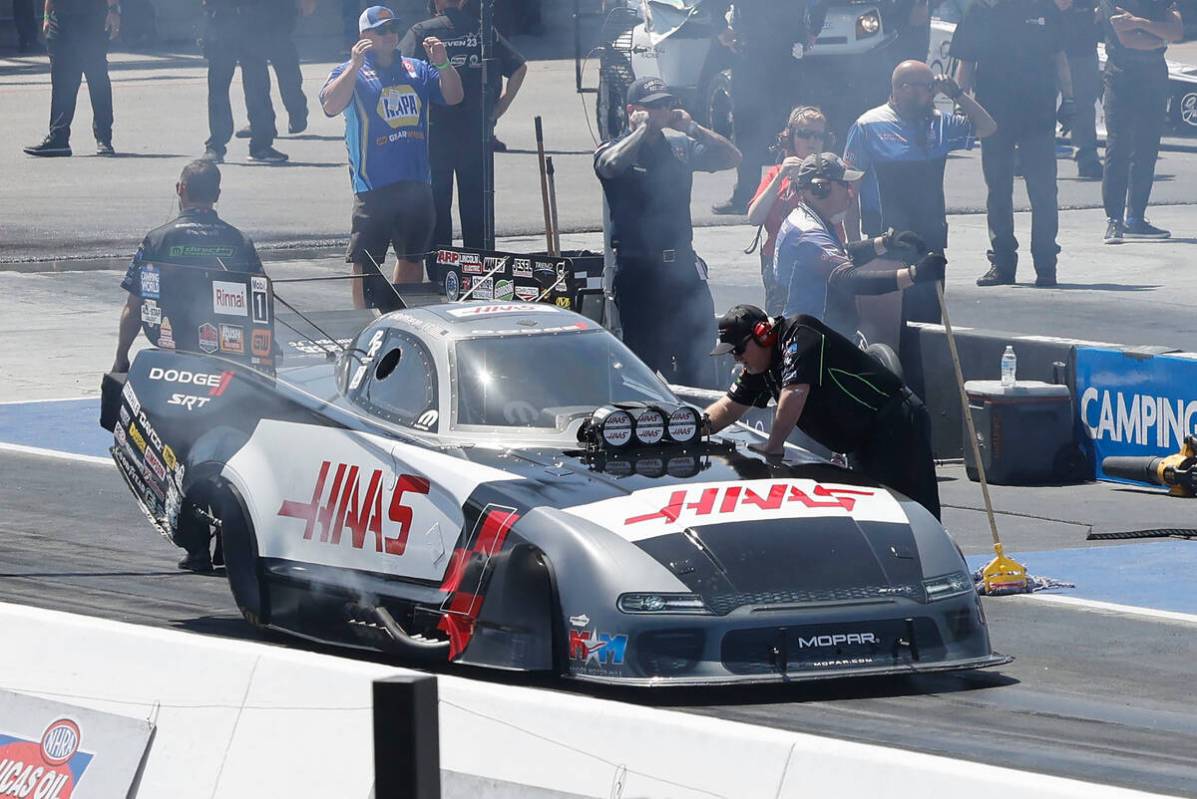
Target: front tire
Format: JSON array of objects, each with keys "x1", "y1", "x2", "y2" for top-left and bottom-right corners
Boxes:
[{"x1": 701, "y1": 69, "x2": 734, "y2": 139}]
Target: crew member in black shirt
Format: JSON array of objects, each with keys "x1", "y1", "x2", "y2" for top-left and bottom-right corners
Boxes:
[
  {"x1": 23, "y1": 0, "x2": 118, "y2": 157},
  {"x1": 704, "y1": 304, "x2": 940, "y2": 519},
  {"x1": 1060, "y1": 0, "x2": 1105, "y2": 179},
  {"x1": 400, "y1": 0, "x2": 527, "y2": 253},
  {"x1": 1099, "y1": 0, "x2": 1182, "y2": 243},
  {"x1": 952, "y1": 0, "x2": 1074, "y2": 287},
  {"x1": 595, "y1": 77, "x2": 740, "y2": 388}
]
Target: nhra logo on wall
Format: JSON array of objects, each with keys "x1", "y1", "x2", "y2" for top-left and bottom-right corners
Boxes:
[{"x1": 0, "y1": 718, "x2": 92, "y2": 798}]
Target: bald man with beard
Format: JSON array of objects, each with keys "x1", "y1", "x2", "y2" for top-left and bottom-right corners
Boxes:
[{"x1": 843, "y1": 60, "x2": 995, "y2": 357}]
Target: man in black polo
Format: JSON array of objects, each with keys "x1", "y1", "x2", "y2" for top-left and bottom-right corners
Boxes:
[
  {"x1": 595, "y1": 76, "x2": 741, "y2": 387},
  {"x1": 1099, "y1": 0, "x2": 1182, "y2": 243},
  {"x1": 704, "y1": 304, "x2": 940, "y2": 519},
  {"x1": 951, "y1": 0, "x2": 1074, "y2": 287},
  {"x1": 400, "y1": 0, "x2": 527, "y2": 254}
]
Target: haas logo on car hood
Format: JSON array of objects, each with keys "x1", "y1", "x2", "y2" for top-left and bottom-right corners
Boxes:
[{"x1": 562, "y1": 479, "x2": 908, "y2": 542}]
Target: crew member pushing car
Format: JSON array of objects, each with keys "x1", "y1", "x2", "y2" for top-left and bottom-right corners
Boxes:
[
  {"x1": 594, "y1": 76, "x2": 741, "y2": 388},
  {"x1": 704, "y1": 304, "x2": 940, "y2": 520}
]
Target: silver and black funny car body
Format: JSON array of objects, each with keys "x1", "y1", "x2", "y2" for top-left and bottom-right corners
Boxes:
[{"x1": 108, "y1": 296, "x2": 1009, "y2": 686}]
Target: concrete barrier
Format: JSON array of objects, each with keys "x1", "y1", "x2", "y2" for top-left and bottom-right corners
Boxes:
[{"x1": 0, "y1": 602, "x2": 1177, "y2": 798}]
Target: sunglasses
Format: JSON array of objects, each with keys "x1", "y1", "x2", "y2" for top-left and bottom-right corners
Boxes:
[
  {"x1": 792, "y1": 129, "x2": 827, "y2": 140},
  {"x1": 731, "y1": 336, "x2": 752, "y2": 357},
  {"x1": 370, "y1": 21, "x2": 399, "y2": 34}
]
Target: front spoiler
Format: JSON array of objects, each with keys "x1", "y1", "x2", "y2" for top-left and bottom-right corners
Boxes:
[{"x1": 565, "y1": 652, "x2": 1013, "y2": 688}]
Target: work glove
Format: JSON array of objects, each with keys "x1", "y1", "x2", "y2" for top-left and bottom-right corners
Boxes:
[
  {"x1": 1057, "y1": 97, "x2": 1076, "y2": 135},
  {"x1": 910, "y1": 253, "x2": 947, "y2": 284},
  {"x1": 933, "y1": 75, "x2": 963, "y2": 101},
  {"x1": 882, "y1": 228, "x2": 929, "y2": 263}
]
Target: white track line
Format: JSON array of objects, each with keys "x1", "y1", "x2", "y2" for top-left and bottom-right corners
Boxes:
[
  {"x1": 1017, "y1": 592, "x2": 1197, "y2": 626},
  {"x1": 0, "y1": 442, "x2": 113, "y2": 466},
  {"x1": 0, "y1": 396, "x2": 96, "y2": 405}
]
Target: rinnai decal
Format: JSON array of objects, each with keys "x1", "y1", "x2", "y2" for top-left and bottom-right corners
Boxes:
[
  {"x1": 278, "y1": 461, "x2": 430, "y2": 557},
  {"x1": 212, "y1": 281, "x2": 248, "y2": 316},
  {"x1": 1075, "y1": 347, "x2": 1197, "y2": 480},
  {"x1": 563, "y1": 479, "x2": 907, "y2": 541},
  {"x1": 569, "y1": 630, "x2": 628, "y2": 666},
  {"x1": 447, "y1": 304, "x2": 559, "y2": 318},
  {"x1": 148, "y1": 367, "x2": 232, "y2": 396},
  {"x1": 0, "y1": 718, "x2": 93, "y2": 799}
]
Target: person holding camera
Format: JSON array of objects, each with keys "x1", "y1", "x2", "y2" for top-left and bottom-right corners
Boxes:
[
  {"x1": 594, "y1": 76, "x2": 741, "y2": 387},
  {"x1": 746, "y1": 105, "x2": 831, "y2": 314}
]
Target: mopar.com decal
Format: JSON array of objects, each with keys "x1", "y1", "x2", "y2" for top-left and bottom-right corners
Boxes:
[{"x1": 1074, "y1": 348, "x2": 1197, "y2": 480}]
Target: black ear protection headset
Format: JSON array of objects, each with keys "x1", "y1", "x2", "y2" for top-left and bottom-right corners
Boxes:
[{"x1": 806, "y1": 151, "x2": 832, "y2": 200}]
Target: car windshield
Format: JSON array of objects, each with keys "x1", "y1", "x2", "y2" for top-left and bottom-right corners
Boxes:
[{"x1": 454, "y1": 330, "x2": 677, "y2": 429}]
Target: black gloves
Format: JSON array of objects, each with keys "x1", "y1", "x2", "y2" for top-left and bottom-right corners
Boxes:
[
  {"x1": 882, "y1": 228, "x2": 929, "y2": 264},
  {"x1": 933, "y1": 75, "x2": 963, "y2": 101},
  {"x1": 910, "y1": 253, "x2": 947, "y2": 284},
  {"x1": 1057, "y1": 97, "x2": 1076, "y2": 135}
]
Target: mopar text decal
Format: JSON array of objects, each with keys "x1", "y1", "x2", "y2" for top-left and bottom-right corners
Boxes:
[{"x1": 562, "y1": 479, "x2": 907, "y2": 541}]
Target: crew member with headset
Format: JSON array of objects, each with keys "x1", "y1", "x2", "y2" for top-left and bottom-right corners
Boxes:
[
  {"x1": 400, "y1": 0, "x2": 527, "y2": 255},
  {"x1": 594, "y1": 76, "x2": 741, "y2": 388},
  {"x1": 704, "y1": 304, "x2": 941, "y2": 520},
  {"x1": 772, "y1": 151, "x2": 948, "y2": 340},
  {"x1": 111, "y1": 159, "x2": 264, "y2": 571}
]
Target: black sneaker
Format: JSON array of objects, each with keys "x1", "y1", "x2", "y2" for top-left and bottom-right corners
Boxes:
[
  {"x1": 235, "y1": 125, "x2": 252, "y2": 139},
  {"x1": 712, "y1": 197, "x2": 749, "y2": 216},
  {"x1": 976, "y1": 266, "x2": 1015, "y2": 286},
  {"x1": 288, "y1": 116, "x2": 308, "y2": 135},
  {"x1": 1077, "y1": 160, "x2": 1103, "y2": 180},
  {"x1": 1103, "y1": 219, "x2": 1124, "y2": 245},
  {"x1": 201, "y1": 147, "x2": 225, "y2": 163},
  {"x1": 1034, "y1": 273, "x2": 1058, "y2": 288},
  {"x1": 177, "y1": 550, "x2": 214, "y2": 572},
  {"x1": 1123, "y1": 218, "x2": 1171, "y2": 239},
  {"x1": 248, "y1": 146, "x2": 289, "y2": 164},
  {"x1": 96, "y1": 140, "x2": 115, "y2": 156},
  {"x1": 23, "y1": 136, "x2": 71, "y2": 157}
]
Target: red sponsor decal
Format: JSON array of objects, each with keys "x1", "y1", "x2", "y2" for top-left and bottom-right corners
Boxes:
[
  {"x1": 0, "y1": 718, "x2": 89, "y2": 798},
  {"x1": 251, "y1": 329, "x2": 272, "y2": 357},
  {"x1": 277, "y1": 461, "x2": 430, "y2": 556},
  {"x1": 625, "y1": 482, "x2": 876, "y2": 526},
  {"x1": 436, "y1": 249, "x2": 461, "y2": 266}
]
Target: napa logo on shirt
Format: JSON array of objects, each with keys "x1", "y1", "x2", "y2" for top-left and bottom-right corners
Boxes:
[{"x1": 377, "y1": 85, "x2": 421, "y2": 129}]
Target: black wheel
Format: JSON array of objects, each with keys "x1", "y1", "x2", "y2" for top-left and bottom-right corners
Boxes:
[
  {"x1": 865, "y1": 342, "x2": 904, "y2": 380},
  {"x1": 701, "y1": 69, "x2": 734, "y2": 139},
  {"x1": 212, "y1": 483, "x2": 270, "y2": 627}
]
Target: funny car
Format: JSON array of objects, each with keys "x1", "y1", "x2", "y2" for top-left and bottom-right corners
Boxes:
[{"x1": 103, "y1": 266, "x2": 1008, "y2": 686}]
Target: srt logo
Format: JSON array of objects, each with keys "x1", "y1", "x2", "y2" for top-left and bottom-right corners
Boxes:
[
  {"x1": 797, "y1": 633, "x2": 880, "y2": 649},
  {"x1": 625, "y1": 483, "x2": 876, "y2": 526},
  {"x1": 568, "y1": 630, "x2": 628, "y2": 666},
  {"x1": 278, "y1": 460, "x2": 430, "y2": 556}
]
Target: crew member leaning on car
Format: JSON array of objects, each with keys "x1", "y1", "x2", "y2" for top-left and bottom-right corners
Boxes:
[
  {"x1": 703, "y1": 304, "x2": 940, "y2": 520},
  {"x1": 111, "y1": 160, "x2": 264, "y2": 374}
]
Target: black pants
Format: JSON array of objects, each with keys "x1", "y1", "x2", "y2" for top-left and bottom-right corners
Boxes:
[
  {"x1": 431, "y1": 123, "x2": 486, "y2": 250},
  {"x1": 13, "y1": 0, "x2": 38, "y2": 48},
  {"x1": 46, "y1": 24, "x2": 113, "y2": 144},
  {"x1": 614, "y1": 254, "x2": 717, "y2": 389},
  {"x1": 261, "y1": 22, "x2": 307, "y2": 125},
  {"x1": 980, "y1": 123, "x2": 1059, "y2": 277},
  {"x1": 205, "y1": 27, "x2": 275, "y2": 153},
  {"x1": 1102, "y1": 60, "x2": 1168, "y2": 223},
  {"x1": 730, "y1": 50, "x2": 798, "y2": 202},
  {"x1": 851, "y1": 391, "x2": 941, "y2": 520}
]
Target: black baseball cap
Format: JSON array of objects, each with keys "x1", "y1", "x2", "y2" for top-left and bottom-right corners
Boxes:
[
  {"x1": 626, "y1": 77, "x2": 677, "y2": 108},
  {"x1": 795, "y1": 152, "x2": 864, "y2": 187},
  {"x1": 711, "y1": 304, "x2": 769, "y2": 356}
]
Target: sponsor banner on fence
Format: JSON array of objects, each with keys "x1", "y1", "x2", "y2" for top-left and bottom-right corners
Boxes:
[
  {"x1": 1074, "y1": 347, "x2": 1197, "y2": 482},
  {"x1": 0, "y1": 690, "x2": 154, "y2": 798}
]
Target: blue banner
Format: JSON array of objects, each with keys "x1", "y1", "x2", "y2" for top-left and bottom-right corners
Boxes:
[{"x1": 1074, "y1": 347, "x2": 1197, "y2": 482}]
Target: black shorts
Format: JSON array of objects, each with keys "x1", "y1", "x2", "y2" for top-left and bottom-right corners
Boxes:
[{"x1": 346, "y1": 180, "x2": 435, "y2": 310}]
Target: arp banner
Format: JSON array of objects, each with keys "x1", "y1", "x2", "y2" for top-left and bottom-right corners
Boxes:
[
  {"x1": 1074, "y1": 347, "x2": 1197, "y2": 482},
  {"x1": 0, "y1": 691, "x2": 153, "y2": 798}
]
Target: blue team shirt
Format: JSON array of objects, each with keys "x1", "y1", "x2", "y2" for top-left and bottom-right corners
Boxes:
[
  {"x1": 843, "y1": 104, "x2": 974, "y2": 237},
  {"x1": 772, "y1": 204, "x2": 851, "y2": 323},
  {"x1": 322, "y1": 51, "x2": 446, "y2": 194}
]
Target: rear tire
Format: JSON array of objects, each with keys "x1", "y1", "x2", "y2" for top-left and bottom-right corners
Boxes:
[{"x1": 213, "y1": 483, "x2": 269, "y2": 627}]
